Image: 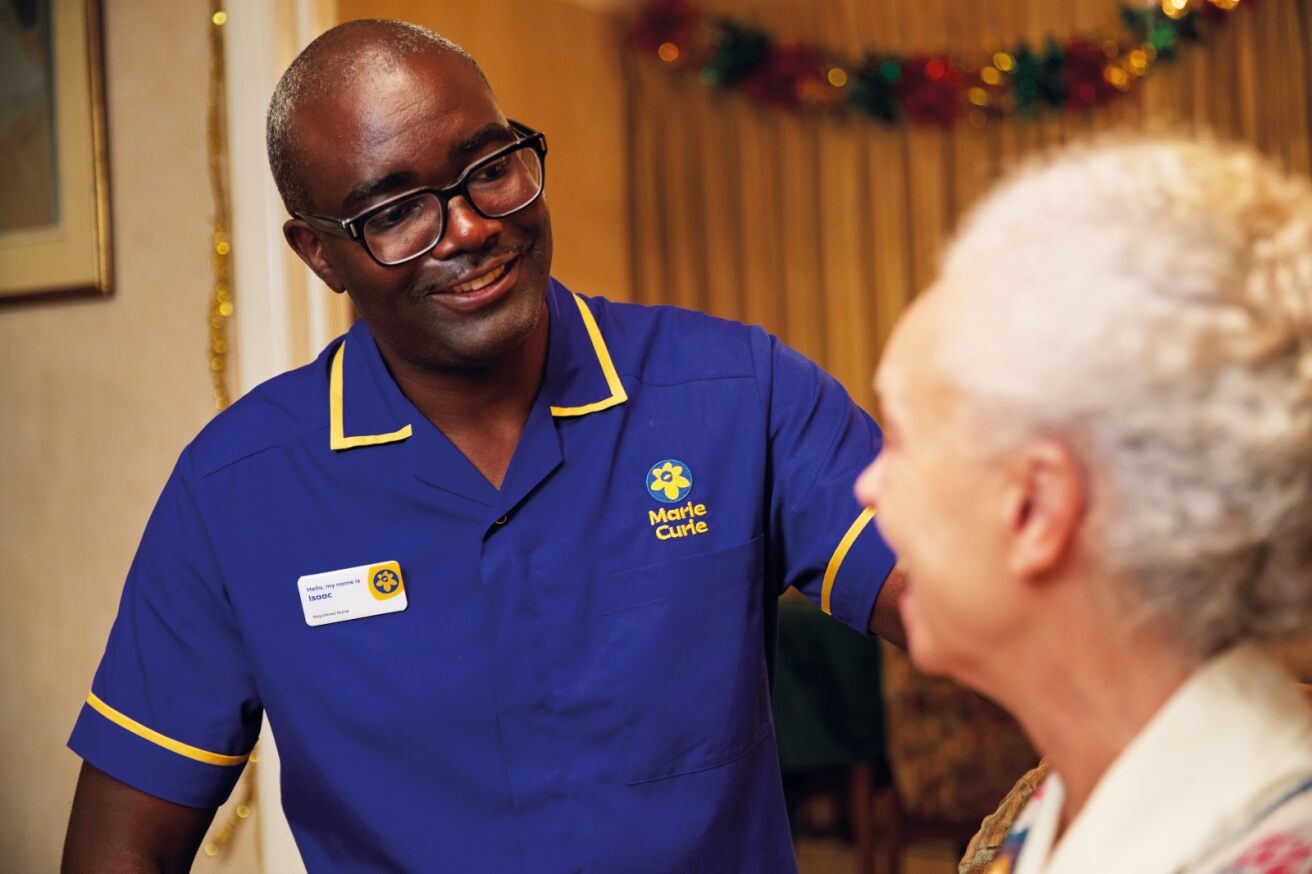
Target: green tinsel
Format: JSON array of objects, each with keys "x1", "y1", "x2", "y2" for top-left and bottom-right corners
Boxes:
[
  {"x1": 699, "y1": 20, "x2": 770, "y2": 88},
  {"x1": 632, "y1": 0, "x2": 1249, "y2": 129},
  {"x1": 847, "y1": 57, "x2": 901, "y2": 122},
  {"x1": 1011, "y1": 41, "x2": 1069, "y2": 115}
]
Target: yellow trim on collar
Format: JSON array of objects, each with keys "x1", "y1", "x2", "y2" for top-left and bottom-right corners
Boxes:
[
  {"x1": 85, "y1": 691, "x2": 249, "y2": 767},
  {"x1": 821, "y1": 508, "x2": 876, "y2": 616},
  {"x1": 329, "y1": 342, "x2": 413, "y2": 451},
  {"x1": 550, "y1": 293, "x2": 629, "y2": 417}
]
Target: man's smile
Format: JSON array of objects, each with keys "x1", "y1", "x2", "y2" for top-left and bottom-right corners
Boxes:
[
  {"x1": 421, "y1": 254, "x2": 522, "y2": 312},
  {"x1": 447, "y1": 259, "x2": 511, "y2": 294}
]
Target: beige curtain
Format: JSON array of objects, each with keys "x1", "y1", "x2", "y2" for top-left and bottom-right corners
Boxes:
[{"x1": 623, "y1": 0, "x2": 1312, "y2": 408}]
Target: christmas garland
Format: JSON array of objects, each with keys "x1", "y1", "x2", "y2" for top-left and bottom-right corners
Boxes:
[{"x1": 630, "y1": 0, "x2": 1252, "y2": 128}]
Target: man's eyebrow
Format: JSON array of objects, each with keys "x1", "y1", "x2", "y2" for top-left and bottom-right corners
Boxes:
[
  {"x1": 336, "y1": 124, "x2": 515, "y2": 215},
  {"x1": 451, "y1": 123, "x2": 516, "y2": 161},
  {"x1": 341, "y1": 170, "x2": 419, "y2": 215}
]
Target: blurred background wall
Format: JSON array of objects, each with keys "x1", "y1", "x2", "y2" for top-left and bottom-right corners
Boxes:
[
  {"x1": 0, "y1": 0, "x2": 263, "y2": 870},
  {"x1": 1, "y1": 0, "x2": 1308, "y2": 871}
]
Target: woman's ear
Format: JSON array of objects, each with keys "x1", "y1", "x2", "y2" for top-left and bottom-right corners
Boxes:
[{"x1": 1006, "y1": 440, "x2": 1087, "y2": 583}]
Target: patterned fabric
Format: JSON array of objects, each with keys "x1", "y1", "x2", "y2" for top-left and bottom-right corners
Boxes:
[
  {"x1": 984, "y1": 827, "x2": 1028, "y2": 874},
  {"x1": 959, "y1": 648, "x2": 1312, "y2": 874},
  {"x1": 1216, "y1": 827, "x2": 1312, "y2": 873},
  {"x1": 960, "y1": 762, "x2": 1052, "y2": 874},
  {"x1": 881, "y1": 644, "x2": 1038, "y2": 823},
  {"x1": 1203, "y1": 777, "x2": 1312, "y2": 874},
  {"x1": 980, "y1": 775, "x2": 1066, "y2": 874}
]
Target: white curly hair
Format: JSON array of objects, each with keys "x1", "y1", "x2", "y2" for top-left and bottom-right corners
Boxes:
[{"x1": 936, "y1": 136, "x2": 1312, "y2": 657}]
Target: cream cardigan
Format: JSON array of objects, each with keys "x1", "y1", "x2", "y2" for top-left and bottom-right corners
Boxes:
[{"x1": 990, "y1": 645, "x2": 1312, "y2": 874}]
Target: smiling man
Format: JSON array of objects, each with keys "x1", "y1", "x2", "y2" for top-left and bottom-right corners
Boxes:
[{"x1": 62, "y1": 19, "x2": 902, "y2": 873}]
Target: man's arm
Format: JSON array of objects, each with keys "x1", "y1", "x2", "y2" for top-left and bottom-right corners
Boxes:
[
  {"x1": 868, "y1": 566, "x2": 908, "y2": 649},
  {"x1": 62, "y1": 762, "x2": 217, "y2": 874}
]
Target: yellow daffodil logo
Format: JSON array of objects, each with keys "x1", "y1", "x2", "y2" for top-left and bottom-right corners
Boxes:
[
  {"x1": 647, "y1": 458, "x2": 693, "y2": 504},
  {"x1": 368, "y1": 563, "x2": 404, "y2": 600}
]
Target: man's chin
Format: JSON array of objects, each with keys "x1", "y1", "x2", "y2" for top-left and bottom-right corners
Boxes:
[{"x1": 426, "y1": 297, "x2": 545, "y2": 370}]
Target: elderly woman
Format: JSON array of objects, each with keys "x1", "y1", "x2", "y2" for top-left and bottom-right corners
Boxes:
[{"x1": 855, "y1": 138, "x2": 1312, "y2": 874}]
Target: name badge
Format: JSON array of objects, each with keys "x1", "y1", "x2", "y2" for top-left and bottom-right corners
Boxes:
[{"x1": 296, "y1": 561, "x2": 408, "y2": 627}]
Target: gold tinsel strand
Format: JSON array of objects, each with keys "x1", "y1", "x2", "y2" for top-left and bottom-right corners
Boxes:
[
  {"x1": 202, "y1": 2, "x2": 257, "y2": 858},
  {"x1": 202, "y1": 747, "x2": 259, "y2": 859},
  {"x1": 208, "y1": 0, "x2": 233, "y2": 411}
]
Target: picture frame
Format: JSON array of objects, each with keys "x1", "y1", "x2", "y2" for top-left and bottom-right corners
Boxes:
[{"x1": 0, "y1": 0, "x2": 112, "y2": 304}]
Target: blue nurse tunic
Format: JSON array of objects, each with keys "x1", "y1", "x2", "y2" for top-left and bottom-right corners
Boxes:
[{"x1": 70, "y1": 278, "x2": 896, "y2": 872}]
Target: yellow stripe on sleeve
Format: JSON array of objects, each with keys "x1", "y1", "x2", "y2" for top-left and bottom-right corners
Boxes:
[
  {"x1": 820, "y1": 508, "x2": 876, "y2": 616},
  {"x1": 85, "y1": 691, "x2": 249, "y2": 767}
]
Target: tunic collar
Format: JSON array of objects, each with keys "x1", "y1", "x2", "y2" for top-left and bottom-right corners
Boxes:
[{"x1": 326, "y1": 278, "x2": 628, "y2": 453}]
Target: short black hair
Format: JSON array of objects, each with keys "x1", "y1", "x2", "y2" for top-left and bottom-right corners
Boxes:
[{"x1": 265, "y1": 19, "x2": 488, "y2": 215}]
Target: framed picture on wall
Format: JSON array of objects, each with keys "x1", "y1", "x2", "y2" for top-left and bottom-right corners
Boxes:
[{"x1": 0, "y1": 0, "x2": 112, "y2": 304}]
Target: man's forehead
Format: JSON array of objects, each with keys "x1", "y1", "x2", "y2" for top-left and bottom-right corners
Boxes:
[
  {"x1": 298, "y1": 50, "x2": 496, "y2": 135},
  {"x1": 288, "y1": 50, "x2": 504, "y2": 210}
]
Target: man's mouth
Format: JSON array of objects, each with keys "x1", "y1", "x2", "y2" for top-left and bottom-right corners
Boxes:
[
  {"x1": 448, "y1": 259, "x2": 512, "y2": 294},
  {"x1": 419, "y1": 254, "x2": 524, "y2": 312}
]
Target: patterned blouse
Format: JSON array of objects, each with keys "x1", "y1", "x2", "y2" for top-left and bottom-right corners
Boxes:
[{"x1": 985, "y1": 646, "x2": 1312, "y2": 874}]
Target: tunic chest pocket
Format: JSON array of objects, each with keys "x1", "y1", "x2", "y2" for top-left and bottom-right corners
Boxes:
[{"x1": 599, "y1": 536, "x2": 771, "y2": 785}]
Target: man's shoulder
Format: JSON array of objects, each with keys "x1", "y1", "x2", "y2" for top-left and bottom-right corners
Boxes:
[
  {"x1": 578, "y1": 292, "x2": 766, "y2": 386},
  {"x1": 186, "y1": 343, "x2": 336, "y2": 479}
]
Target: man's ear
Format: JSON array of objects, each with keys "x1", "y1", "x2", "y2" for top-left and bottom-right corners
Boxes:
[
  {"x1": 1003, "y1": 440, "x2": 1087, "y2": 582},
  {"x1": 283, "y1": 219, "x2": 347, "y2": 294}
]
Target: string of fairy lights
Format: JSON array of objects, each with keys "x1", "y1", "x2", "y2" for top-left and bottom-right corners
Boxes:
[
  {"x1": 630, "y1": 0, "x2": 1251, "y2": 128},
  {"x1": 208, "y1": 3, "x2": 234, "y2": 411},
  {"x1": 202, "y1": 2, "x2": 253, "y2": 860}
]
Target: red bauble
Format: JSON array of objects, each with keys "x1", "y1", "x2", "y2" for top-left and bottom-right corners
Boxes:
[
  {"x1": 897, "y1": 55, "x2": 963, "y2": 126},
  {"x1": 1063, "y1": 39, "x2": 1118, "y2": 108},
  {"x1": 631, "y1": 0, "x2": 700, "y2": 54},
  {"x1": 741, "y1": 43, "x2": 827, "y2": 111}
]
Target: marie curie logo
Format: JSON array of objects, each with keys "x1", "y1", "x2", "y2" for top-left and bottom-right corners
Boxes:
[
  {"x1": 368, "y1": 562, "x2": 404, "y2": 600},
  {"x1": 646, "y1": 459, "x2": 693, "y2": 503}
]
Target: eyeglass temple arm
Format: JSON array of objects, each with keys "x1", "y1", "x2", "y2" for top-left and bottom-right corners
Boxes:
[
  {"x1": 294, "y1": 212, "x2": 355, "y2": 237},
  {"x1": 508, "y1": 120, "x2": 546, "y2": 155}
]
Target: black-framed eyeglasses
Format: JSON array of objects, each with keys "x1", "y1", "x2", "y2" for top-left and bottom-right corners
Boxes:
[{"x1": 295, "y1": 120, "x2": 548, "y2": 267}]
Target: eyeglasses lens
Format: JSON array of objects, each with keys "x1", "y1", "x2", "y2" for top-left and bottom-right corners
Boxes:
[{"x1": 362, "y1": 146, "x2": 544, "y2": 265}]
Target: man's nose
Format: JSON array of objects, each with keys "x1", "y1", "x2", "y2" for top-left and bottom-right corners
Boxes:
[{"x1": 431, "y1": 196, "x2": 502, "y2": 258}]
